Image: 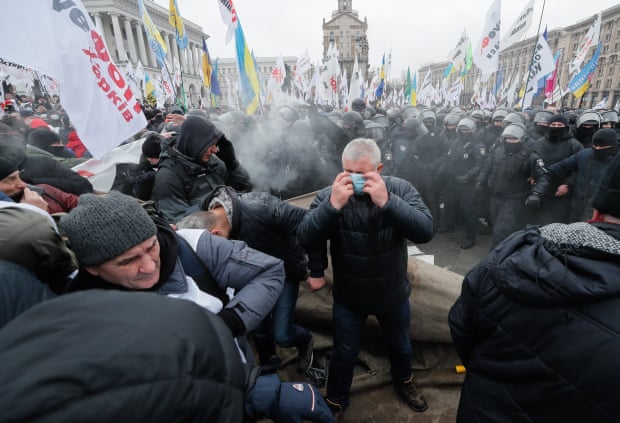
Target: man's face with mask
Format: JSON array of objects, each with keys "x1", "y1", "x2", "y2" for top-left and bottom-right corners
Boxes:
[{"x1": 547, "y1": 121, "x2": 568, "y2": 142}]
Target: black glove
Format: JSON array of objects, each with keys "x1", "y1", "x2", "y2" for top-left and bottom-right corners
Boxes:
[
  {"x1": 525, "y1": 193, "x2": 541, "y2": 209},
  {"x1": 218, "y1": 307, "x2": 245, "y2": 337},
  {"x1": 216, "y1": 137, "x2": 239, "y2": 170}
]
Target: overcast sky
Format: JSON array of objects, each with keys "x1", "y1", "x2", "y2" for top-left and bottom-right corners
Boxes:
[{"x1": 154, "y1": 0, "x2": 617, "y2": 76}]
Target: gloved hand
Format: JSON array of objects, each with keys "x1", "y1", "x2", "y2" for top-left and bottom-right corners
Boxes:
[
  {"x1": 218, "y1": 308, "x2": 245, "y2": 337},
  {"x1": 474, "y1": 181, "x2": 483, "y2": 191},
  {"x1": 215, "y1": 137, "x2": 239, "y2": 170},
  {"x1": 525, "y1": 193, "x2": 541, "y2": 209}
]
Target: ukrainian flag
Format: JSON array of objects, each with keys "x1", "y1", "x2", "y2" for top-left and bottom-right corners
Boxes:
[
  {"x1": 138, "y1": 0, "x2": 167, "y2": 67},
  {"x1": 410, "y1": 72, "x2": 417, "y2": 106},
  {"x1": 169, "y1": 0, "x2": 188, "y2": 49},
  {"x1": 568, "y1": 42, "x2": 602, "y2": 99},
  {"x1": 235, "y1": 20, "x2": 260, "y2": 115}
]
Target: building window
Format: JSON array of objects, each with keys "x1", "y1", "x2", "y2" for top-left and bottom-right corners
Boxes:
[
  {"x1": 603, "y1": 45, "x2": 609, "y2": 54},
  {"x1": 605, "y1": 32, "x2": 611, "y2": 42},
  {"x1": 595, "y1": 80, "x2": 601, "y2": 89},
  {"x1": 573, "y1": 42, "x2": 578, "y2": 50},
  {"x1": 615, "y1": 43, "x2": 620, "y2": 52},
  {"x1": 605, "y1": 79, "x2": 612, "y2": 89},
  {"x1": 598, "y1": 68, "x2": 603, "y2": 76},
  {"x1": 610, "y1": 66, "x2": 615, "y2": 75}
]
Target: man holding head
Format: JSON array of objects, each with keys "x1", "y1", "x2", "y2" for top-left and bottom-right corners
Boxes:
[{"x1": 297, "y1": 138, "x2": 435, "y2": 418}]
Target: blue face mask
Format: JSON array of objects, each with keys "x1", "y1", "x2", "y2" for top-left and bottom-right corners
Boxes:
[{"x1": 350, "y1": 173, "x2": 366, "y2": 195}]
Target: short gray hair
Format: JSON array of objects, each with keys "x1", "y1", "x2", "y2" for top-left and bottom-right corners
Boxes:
[{"x1": 341, "y1": 138, "x2": 381, "y2": 168}]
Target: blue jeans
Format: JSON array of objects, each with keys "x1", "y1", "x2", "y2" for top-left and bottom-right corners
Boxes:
[
  {"x1": 254, "y1": 280, "x2": 311, "y2": 357},
  {"x1": 326, "y1": 299, "x2": 413, "y2": 409}
]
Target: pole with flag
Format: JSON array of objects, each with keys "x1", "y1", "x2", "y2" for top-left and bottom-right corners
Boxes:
[
  {"x1": 522, "y1": 31, "x2": 556, "y2": 109},
  {"x1": 521, "y1": 0, "x2": 547, "y2": 109},
  {"x1": 375, "y1": 53, "x2": 386, "y2": 102},
  {"x1": 568, "y1": 42, "x2": 602, "y2": 102},
  {"x1": 473, "y1": 0, "x2": 501, "y2": 81},
  {"x1": 168, "y1": 0, "x2": 188, "y2": 109}
]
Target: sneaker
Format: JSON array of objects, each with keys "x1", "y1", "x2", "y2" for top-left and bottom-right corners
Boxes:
[
  {"x1": 325, "y1": 398, "x2": 345, "y2": 422},
  {"x1": 397, "y1": 375, "x2": 428, "y2": 412},
  {"x1": 297, "y1": 335, "x2": 314, "y2": 374}
]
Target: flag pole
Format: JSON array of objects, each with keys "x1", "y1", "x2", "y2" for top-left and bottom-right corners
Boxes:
[
  {"x1": 172, "y1": 22, "x2": 187, "y2": 110},
  {"x1": 521, "y1": 0, "x2": 547, "y2": 110}
]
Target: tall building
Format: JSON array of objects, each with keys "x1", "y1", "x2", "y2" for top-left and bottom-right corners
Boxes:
[
  {"x1": 423, "y1": 4, "x2": 620, "y2": 110},
  {"x1": 322, "y1": 0, "x2": 369, "y2": 81},
  {"x1": 83, "y1": 0, "x2": 207, "y2": 107}
]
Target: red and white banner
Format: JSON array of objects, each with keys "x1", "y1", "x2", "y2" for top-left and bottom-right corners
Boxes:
[{"x1": 0, "y1": 0, "x2": 146, "y2": 158}]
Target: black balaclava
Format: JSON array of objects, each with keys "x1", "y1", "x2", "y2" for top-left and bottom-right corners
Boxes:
[{"x1": 592, "y1": 128, "x2": 619, "y2": 162}]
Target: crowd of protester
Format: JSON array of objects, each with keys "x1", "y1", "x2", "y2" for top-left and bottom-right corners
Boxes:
[{"x1": 1, "y1": 86, "x2": 619, "y2": 421}]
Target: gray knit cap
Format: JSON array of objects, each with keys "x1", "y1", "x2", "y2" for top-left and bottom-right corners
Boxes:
[{"x1": 60, "y1": 191, "x2": 157, "y2": 267}]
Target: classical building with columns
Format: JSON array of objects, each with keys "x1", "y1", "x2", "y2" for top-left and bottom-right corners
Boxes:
[
  {"x1": 83, "y1": 0, "x2": 207, "y2": 107},
  {"x1": 420, "y1": 4, "x2": 620, "y2": 110}
]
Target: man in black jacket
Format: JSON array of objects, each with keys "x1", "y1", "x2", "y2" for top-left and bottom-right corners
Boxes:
[
  {"x1": 297, "y1": 138, "x2": 435, "y2": 418},
  {"x1": 153, "y1": 116, "x2": 252, "y2": 222},
  {"x1": 179, "y1": 185, "x2": 315, "y2": 374},
  {"x1": 448, "y1": 151, "x2": 620, "y2": 422}
]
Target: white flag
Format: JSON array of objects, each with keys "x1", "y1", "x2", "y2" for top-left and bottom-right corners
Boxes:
[
  {"x1": 569, "y1": 13, "x2": 601, "y2": 75},
  {"x1": 0, "y1": 1, "x2": 146, "y2": 158},
  {"x1": 501, "y1": 0, "x2": 535, "y2": 50},
  {"x1": 267, "y1": 55, "x2": 285, "y2": 99},
  {"x1": 347, "y1": 56, "x2": 363, "y2": 110},
  {"x1": 448, "y1": 29, "x2": 469, "y2": 69},
  {"x1": 473, "y1": 0, "x2": 501, "y2": 79},
  {"x1": 522, "y1": 33, "x2": 556, "y2": 109},
  {"x1": 217, "y1": 0, "x2": 238, "y2": 45}
]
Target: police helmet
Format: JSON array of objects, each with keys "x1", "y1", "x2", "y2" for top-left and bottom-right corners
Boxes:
[
  {"x1": 421, "y1": 109, "x2": 436, "y2": 123},
  {"x1": 601, "y1": 110, "x2": 619, "y2": 124},
  {"x1": 386, "y1": 108, "x2": 402, "y2": 125},
  {"x1": 444, "y1": 113, "x2": 461, "y2": 127},
  {"x1": 491, "y1": 109, "x2": 509, "y2": 122},
  {"x1": 501, "y1": 123, "x2": 527, "y2": 141},
  {"x1": 457, "y1": 117, "x2": 476, "y2": 132},
  {"x1": 503, "y1": 112, "x2": 525, "y2": 125},
  {"x1": 351, "y1": 98, "x2": 366, "y2": 113},
  {"x1": 341, "y1": 111, "x2": 364, "y2": 129},
  {"x1": 533, "y1": 110, "x2": 555, "y2": 124},
  {"x1": 576, "y1": 110, "x2": 602, "y2": 128}
]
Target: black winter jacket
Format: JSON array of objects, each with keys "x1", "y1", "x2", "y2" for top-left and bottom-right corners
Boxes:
[
  {"x1": 202, "y1": 186, "x2": 308, "y2": 281},
  {"x1": 449, "y1": 222, "x2": 620, "y2": 422},
  {"x1": 0, "y1": 291, "x2": 249, "y2": 422},
  {"x1": 153, "y1": 147, "x2": 251, "y2": 222},
  {"x1": 297, "y1": 176, "x2": 434, "y2": 314}
]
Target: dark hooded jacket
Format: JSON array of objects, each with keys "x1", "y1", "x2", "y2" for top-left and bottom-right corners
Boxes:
[
  {"x1": 202, "y1": 185, "x2": 308, "y2": 281},
  {"x1": 297, "y1": 176, "x2": 434, "y2": 314},
  {"x1": 449, "y1": 222, "x2": 620, "y2": 422},
  {"x1": 0, "y1": 144, "x2": 92, "y2": 195},
  {"x1": 153, "y1": 117, "x2": 251, "y2": 222},
  {"x1": 0, "y1": 290, "x2": 249, "y2": 422}
]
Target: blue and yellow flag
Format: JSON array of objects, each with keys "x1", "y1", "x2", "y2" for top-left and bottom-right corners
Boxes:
[
  {"x1": 144, "y1": 71, "x2": 156, "y2": 98},
  {"x1": 375, "y1": 53, "x2": 385, "y2": 98},
  {"x1": 235, "y1": 20, "x2": 260, "y2": 115},
  {"x1": 410, "y1": 72, "x2": 417, "y2": 106},
  {"x1": 568, "y1": 42, "x2": 602, "y2": 99},
  {"x1": 138, "y1": 0, "x2": 167, "y2": 67},
  {"x1": 169, "y1": 0, "x2": 188, "y2": 49},
  {"x1": 201, "y1": 37, "x2": 213, "y2": 88},
  {"x1": 211, "y1": 59, "x2": 222, "y2": 97}
]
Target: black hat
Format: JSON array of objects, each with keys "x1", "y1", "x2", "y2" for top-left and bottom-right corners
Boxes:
[
  {"x1": 0, "y1": 156, "x2": 17, "y2": 180},
  {"x1": 548, "y1": 114, "x2": 569, "y2": 126},
  {"x1": 142, "y1": 134, "x2": 162, "y2": 159},
  {"x1": 27, "y1": 128, "x2": 61, "y2": 148},
  {"x1": 592, "y1": 128, "x2": 618, "y2": 148},
  {"x1": 591, "y1": 150, "x2": 620, "y2": 218}
]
